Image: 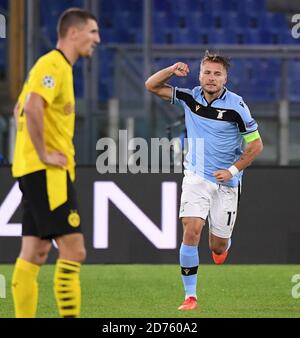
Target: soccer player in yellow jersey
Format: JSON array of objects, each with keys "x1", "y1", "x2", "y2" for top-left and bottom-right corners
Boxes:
[{"x1": 11, "y1": 8, "x2": 100, "y2": 318}]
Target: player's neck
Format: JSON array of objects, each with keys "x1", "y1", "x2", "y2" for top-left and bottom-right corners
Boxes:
[
  {"x1": 203, "y1": 89, "x2": 223, "y2": 104},
  {"x1": 56, "y1": 41, "x2": 78, "y2": 65}
]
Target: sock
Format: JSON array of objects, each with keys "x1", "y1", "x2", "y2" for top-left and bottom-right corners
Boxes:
[
  {"x1": 11, "y1": 258, "x2": 40, "y2": 318},
  {"x1": 54, "y1": 259, "x2": 81, "y2": 318},
  {"x1": 179, "y1": 243, "x2": 199, "y2": 299}
]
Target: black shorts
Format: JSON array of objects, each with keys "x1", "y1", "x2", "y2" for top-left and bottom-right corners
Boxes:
[{"x1": 18, "y1": 170, "x2": 82, "y2": 240}]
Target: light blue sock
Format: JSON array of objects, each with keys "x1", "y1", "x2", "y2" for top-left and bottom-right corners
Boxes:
[{"x1": 179, "y1": 243, "x2": 199, "y2": 298}]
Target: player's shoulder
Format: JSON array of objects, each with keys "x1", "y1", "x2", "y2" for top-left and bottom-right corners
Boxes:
[
  {"x1": 192, "y1": 86, "x2": 202, "y2": 98},
  {"x1": 34, "y1": 50, "x2": 67, "y2": 72},
  {"x1": 176, "y1": 86, "x2": 201, "y2": 98},
  {"x1": 225, "y1": 88, "x2": 250, "y2": 114},
  {"x1": 175, "y1": 86, "x2": 194, "y2": 95},
  {"x1": 225, "y1": 88, "x2": 245, "y2": 105}
]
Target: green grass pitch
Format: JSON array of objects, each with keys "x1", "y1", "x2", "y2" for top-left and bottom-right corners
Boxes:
[{"x1": 0, "y1": 264, "x2": 300, "y2": 318}]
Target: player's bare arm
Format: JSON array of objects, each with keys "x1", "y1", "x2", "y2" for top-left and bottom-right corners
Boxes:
[
  {"x1": 24, "y1": 92, "x2": 68, "y2": 168},
  {"x1": 214, "y1": 137, "x2": 263, "y2": 182},
  {"x1": 13, "y1": 102, "x2": 20, "y2": 129},
  {"x1": 235, "y1": 137, "x2": 264, "y2": 170},
  {"x1": 145, "y1": 62, "x2": 190, "y2": 101}
]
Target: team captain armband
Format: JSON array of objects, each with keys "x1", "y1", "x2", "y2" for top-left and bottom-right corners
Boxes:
[{"x1": 243, "y1": 130, "x2": 261, "y2": 143}]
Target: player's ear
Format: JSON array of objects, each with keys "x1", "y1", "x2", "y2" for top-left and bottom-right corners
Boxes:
[{"x1": 69, "y1": 26, "x2": 79, "y2": 40}]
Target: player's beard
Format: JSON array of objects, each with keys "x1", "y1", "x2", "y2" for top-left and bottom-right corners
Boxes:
[
  {"x1": 205, "y1": 88, "x2": 218, "y2": 95},
  {"x1": 204, "y1": 84, "x2": 222, "y2": 96}
]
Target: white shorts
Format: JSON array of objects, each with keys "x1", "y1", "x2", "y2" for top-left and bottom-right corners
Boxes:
[{"x1": 179, "y1": 171, "x2": 240, "y2": 239}]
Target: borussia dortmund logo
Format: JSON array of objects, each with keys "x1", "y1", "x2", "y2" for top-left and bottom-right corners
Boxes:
[
  {"x1": 42, "y1": 75, "x2": 55, "y2": 88},
  {"x1": 64, "y1": 102, "x2": 74, "y2": 115},
  {"x1": 68, "y1": 210, "x2": 81, "y2": 228}
]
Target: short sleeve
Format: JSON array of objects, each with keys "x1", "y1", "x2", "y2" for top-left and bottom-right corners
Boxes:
[
  {"x1": 27, "y1": 58, "x2": 61, "y2": 105},
  {"x1": 237, "y1": 100, "x2": 258, "y2": 135},
  {"x1": 171, "y1": 87, "x2": 192, "y2": 109}
]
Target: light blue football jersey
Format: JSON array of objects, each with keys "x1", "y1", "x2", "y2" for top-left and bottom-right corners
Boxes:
[{"x1": 172, "y1": 86, "x2": 258, "y2": 187}]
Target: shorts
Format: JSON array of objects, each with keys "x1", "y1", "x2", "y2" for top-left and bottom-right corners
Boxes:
[
  {"x1": 18, "y1": 170, "x2": 82, "y2": 240},
  {"x1": 179, "y1": 171, "x2": 241, "y2": 239}
]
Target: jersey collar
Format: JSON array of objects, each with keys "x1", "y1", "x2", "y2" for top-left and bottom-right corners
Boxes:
[
  {"x1": 200, "y1": 87, "x2": 227, "y2": 105},
  {"x1": 55, "y1": 48, "x2": 72, "y2": 67}
]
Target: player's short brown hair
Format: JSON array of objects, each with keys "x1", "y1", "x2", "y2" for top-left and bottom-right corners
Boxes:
[
  {"x1": 201, "y1": 50, "x2": 230, "y2": 72},
  {"x1": 57, "y1": 8, "x2": 98, "y2": 38}
]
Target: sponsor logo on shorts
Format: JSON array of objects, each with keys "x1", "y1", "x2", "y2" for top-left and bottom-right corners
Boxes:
[{"x1": 68, "y1": 210, "x2": 81, "y2": 228}]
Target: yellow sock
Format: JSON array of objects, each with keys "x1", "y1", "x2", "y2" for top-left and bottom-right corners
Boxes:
[
  {"x1": 11, "y1": 258, "x2": 40, "y2": 318},
  {"x1": 54, "y1": 259, "x2": 81, "y2": 318}
]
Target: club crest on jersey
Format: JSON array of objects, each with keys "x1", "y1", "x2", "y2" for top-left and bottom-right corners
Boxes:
[
  {"x1": 64, "y1": 102, "x2": 75, "y2": 115},
  {"x1": 195, "y1": 105, "x2": 201, "y2": 112},
  {"x1": 42, "y1": 75, "x2": 55, "y2": 89},
  {"x1": 68, "y1": 210, "x2": 81, "y2": 228},
  {"x1": 216, "y1": 109, "x2": 226, "y2": 119}
]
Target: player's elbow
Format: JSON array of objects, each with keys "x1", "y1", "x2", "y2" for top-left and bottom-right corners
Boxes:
[
  {"x1": 24, "y1": 102, "x2": 44, "y2": 122},
  {"x1": 255, "y1": 138, "x2": 264, "y2": 155},
  {"x1": 145, "y1": 78, "x2": 163, "y2": 96},
  {"x1": 145, "y1": 79, "x2": 156, "y2": 93},
  {"x1": 23, "y1": 104, "x2": 34, "y2": 118},
  {"x1": 24, "y1": 99, "x2": 38, "y2": 117},
  {"x1": 24, "y1": 93, "x2": 45, "y2": 118},
  {"x1": 250, "y1": 138, "x2": 263, "y2": 159}
]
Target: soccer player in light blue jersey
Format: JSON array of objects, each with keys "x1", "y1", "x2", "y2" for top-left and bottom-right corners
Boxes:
[{"x1": 145, "y1": 51, "x2": 263, "y2": 311}]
